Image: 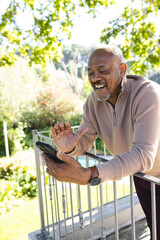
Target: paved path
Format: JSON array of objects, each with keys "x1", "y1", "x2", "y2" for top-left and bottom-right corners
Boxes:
[{"x1": 106, "y1": 218, "x2": 150, "y2": 240}]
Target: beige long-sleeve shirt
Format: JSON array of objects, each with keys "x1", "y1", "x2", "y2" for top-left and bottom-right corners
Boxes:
[{"x1": 71, "y1": 75, "x2": 160, "y2": 183}]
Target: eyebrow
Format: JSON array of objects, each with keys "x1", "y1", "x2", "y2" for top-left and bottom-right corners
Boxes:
[{"x1": 88, "y1": 65, "x2": 110, "y2": 71}]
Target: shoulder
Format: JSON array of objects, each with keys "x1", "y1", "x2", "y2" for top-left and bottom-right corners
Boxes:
[
  {"x1": 126, "y1": 74, "x2": 160, "y2": 97},
  {"x1": 126, "y1": 74, "x2": 160, "y2": 109}
]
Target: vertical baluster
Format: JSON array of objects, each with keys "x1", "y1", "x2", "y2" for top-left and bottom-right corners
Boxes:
[
  {"x1": 33, "y1": 130, "x2": 46, "y2": 238},
  {"x1": 77, "y1": 184, "x2": 84, "y2": 240},
  {"x1": 69, "y1": 183, "x2": 75, "y2": 240},
  {"x1": 151, "y1": 182, "x2": 157, "y2": 240},
  {"x1": 65, "y1": 182, "x2": 69, "y2": 218},
  {"x1": 62, "y1": 182, "x2": 67, "y2": 239},
  {"x1": 52, "y1": 178, "x2": 58, "y2": 223},
  {"x1": 113, "y1": 181, "x2": 119, "y2": 240},
  {"x1": 49, "y1": 176, "x2": 55, "y2": 239},
  {"x1": 100, "y1": 184, "x2": 106, "y2": 239},
  {"x1": 86, "y1": 156, "x2": 93, "y2": 240},
  {"x1": 41, "y1": 153, "x2": 50, "y2": 237},
  {"x1": 130, "y1": 175, "x2": 136, "y2": 240},
  {"x1": 55, "y1": 180, "x2": 61, "y2": 238}
]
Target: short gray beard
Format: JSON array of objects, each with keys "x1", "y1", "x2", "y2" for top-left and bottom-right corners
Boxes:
[{"x1": 94, "y1": 92, "x2": 111, "y2": 102}]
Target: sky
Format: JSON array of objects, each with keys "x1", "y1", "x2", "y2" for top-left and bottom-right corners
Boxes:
[
  {"x1": 63, "y1": 2, "x2": 129, "y2": 47},
  {"x1": 0, "y1": 0, "x2": 159, "y2": 47},
  {"x1": 0, "y1": 0, "x2": 131, "y2": 47}
]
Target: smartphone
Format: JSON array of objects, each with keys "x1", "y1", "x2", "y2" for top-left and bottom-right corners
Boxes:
[{"x1": 36, "y1": 141, "x2": 65, "y2": 164}]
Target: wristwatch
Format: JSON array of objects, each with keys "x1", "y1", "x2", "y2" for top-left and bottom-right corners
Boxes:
[{"x1": 89, "y1": 166, "x2": 101, "y2": 186}]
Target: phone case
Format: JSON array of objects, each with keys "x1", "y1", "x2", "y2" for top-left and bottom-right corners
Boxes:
[{"x1": 36, "y1": 141, "x2": 64, "y2": 164}]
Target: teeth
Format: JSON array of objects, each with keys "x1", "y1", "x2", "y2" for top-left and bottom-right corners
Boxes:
[{"x1": 95, "y1": 85, "x2": 105, "y2": 89}]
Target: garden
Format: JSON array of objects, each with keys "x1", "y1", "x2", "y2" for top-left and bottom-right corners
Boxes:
[
  {"x1": 1, "y1": 1, "x2": 160, "y2": 238},
  {"x1": 0, "y1": 50, "x2": 89, "y2": 239}
]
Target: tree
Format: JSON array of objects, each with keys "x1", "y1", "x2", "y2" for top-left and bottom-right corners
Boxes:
[
  {"x1": 59, "y1": 44, "x2": 94, "y2": 96},
  {"x1": 1, "y1": 1, "x2": 160, "y2": 74},
  {"x1": 100, "y1": 0, "x2": 160, "y2": 74},
  {"x1": 0, "y1": 0, "x2": 113, "y2": 67}
]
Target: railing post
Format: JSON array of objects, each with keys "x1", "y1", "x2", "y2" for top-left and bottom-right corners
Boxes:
[
  {"x1": 151, "y1": 182, "x2": 157, "y2": 240},
  {"x1": 113, "y1": 181, "x2": 119, "y2": 240},
  {"x1": 32, "y1": 130, "x2": 47, "y2": 239},
  {"x1": 3, "y1": 118, "x2": 10, "y2": 159},
  {"x1": 130, "y1": 175, "x2": 136, "y2": 240}
]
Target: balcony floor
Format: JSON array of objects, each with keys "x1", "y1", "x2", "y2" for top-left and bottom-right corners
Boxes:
[{"x1": 105, "y1": 218, "x2": 150, "y2": 240}]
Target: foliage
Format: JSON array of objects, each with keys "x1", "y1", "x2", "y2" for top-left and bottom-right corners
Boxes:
[
  {"x1": 0, "y1": 120, "x2": 26, "y2": 157},
  {"x1": 100, "y1": 1, "x2": 160, "y2": 74},
  {"x1": 20, "y1": 82, "x2": 84, "y2": 132},
  {"x1": 0, "y1": 57, "x2": 43, "y2": 120},
  {"x1": 0, "y1": 0, "x2": 113, "y2": 67},
  {"x1": 1, "y1": 1, "x2": 160, "y2": 73},
  {"x1": 0, "y1": 154, "x2": 37, "y2": 215},
  {"x1": 96, "y1": 137, "x2": 111, "y2": 154}
]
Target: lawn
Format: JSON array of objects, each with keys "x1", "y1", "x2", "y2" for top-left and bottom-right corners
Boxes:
[{"x1": 0, "y1": 197, "x2": 40, "y2": 240}]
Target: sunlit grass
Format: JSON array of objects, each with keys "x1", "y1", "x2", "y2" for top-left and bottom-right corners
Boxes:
[{"x1": 0, "y1": 198, "x2": 40, "y2": 240}]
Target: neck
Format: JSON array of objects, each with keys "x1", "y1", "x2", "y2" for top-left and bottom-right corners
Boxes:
[{"x1": 107, "y1": 82, "x2": 122, "y2": 107}]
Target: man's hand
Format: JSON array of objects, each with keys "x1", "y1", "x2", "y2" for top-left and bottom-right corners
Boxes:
[
  {"x1": 51, "y1": 122, "x2": 88, "y2": 153},
  {"x1": 42, "y1": 151, "x2": 91, "y2": 185}
]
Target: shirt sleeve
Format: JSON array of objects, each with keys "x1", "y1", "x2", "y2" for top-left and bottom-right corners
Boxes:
[{"x1": 97, "y1": 83, "x2": 160, "y2": 182}]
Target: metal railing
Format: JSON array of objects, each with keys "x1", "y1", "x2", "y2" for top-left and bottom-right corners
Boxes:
[{"x1": 29, "y1": 128, "x2": 160, "y2": 240}]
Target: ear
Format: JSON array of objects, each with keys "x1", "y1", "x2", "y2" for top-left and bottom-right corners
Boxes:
[{"x1": 120, "y1": 63, "x2": 127, "y2": 78}]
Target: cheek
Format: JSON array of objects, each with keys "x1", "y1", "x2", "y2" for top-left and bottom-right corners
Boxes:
[{"x1": 106, "y1": 78, "x2": 113, "y2": 89}]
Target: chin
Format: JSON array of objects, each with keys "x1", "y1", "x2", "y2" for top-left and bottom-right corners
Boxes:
[{"x1": 94, "y1": 92, "x2": 111, "y2": 102}]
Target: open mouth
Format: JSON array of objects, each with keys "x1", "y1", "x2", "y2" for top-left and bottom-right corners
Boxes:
[{"x1": 93, "y1": 83, "x2": 106, "y2": 91}]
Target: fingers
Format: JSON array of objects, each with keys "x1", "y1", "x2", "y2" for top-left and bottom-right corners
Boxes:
[
  {"x1": 57, "y1": 151, "x2": 74, "y2": 164},
  {"x1": 51, "y1": 122, "x2": 71, "y2": 136},
  {"x1": 64, "y1": 122, "x2": 71, "y2": 130}
]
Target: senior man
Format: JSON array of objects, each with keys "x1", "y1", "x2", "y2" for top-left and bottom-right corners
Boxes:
[{"x1": 43, "y1": 45, "x2": 160, "y2": 239}]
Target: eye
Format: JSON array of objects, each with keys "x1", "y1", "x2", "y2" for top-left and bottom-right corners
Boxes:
[
  {"x1": 99, "y1": 70, "x2": 109, "y2": 74},
  {"x1": 88, "y1": 72, "x2": 94, "y2": 77}
]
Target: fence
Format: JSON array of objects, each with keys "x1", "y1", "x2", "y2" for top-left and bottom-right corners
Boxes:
[{"x1": 28, "y1": 128, "x2": 160, "y2": 240}]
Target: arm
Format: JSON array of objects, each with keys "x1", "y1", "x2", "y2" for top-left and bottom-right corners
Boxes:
[{"x1": 97, "y1": 84, "x2": 160, "y2": 182}]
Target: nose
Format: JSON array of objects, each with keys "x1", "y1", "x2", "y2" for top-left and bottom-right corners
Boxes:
[{"x1": 90, "y1": 72, "x2": 101, "y2": 82}]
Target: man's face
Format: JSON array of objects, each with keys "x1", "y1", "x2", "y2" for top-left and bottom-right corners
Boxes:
[{"x1": 88, "y1": 49, "x2": 126, "y2": 103}]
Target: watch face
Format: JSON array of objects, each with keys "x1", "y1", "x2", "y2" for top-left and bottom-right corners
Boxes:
[{"x1": 90, "y1": 177, "x2": 101, "y2": 186}]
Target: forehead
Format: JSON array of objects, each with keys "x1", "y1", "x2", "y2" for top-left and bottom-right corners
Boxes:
[{"x1": 88, "y1": 49, "x2": 119, "y2": 69}]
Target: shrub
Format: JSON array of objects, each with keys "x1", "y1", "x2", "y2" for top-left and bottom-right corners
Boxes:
[
  {"x1": 96, "y1": 137, "x2": 111, "y2": 155},
  {"x1": 0, "y1": 157, "x2": 37, "y2": 201},
  {"x1": 20, "y1": 83, "x2": 84, "y2": 132},
  {"x1": 0, "y1": 120, "x2": 26, "y2": 157}
]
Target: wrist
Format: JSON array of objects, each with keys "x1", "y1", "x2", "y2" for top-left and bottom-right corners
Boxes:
[
  {"x1": 81, "y1": 167, "x2": 92, "y2": 185},
  {"x1": 65, "y1": 147, "x2": 76, "y2": 154}
]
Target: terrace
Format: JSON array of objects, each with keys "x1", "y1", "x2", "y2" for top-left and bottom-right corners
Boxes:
[{"x1": 28, "y1": 128, "x2": 159, "y2": 240}]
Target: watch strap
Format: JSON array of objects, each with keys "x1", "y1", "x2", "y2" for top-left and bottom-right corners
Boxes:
[
  {"x1": 89, "y1": 166, "x2": 99, "y2": 178},
  {"x1": 88, "y1": 166, "x2": 101, "y2": 186}
]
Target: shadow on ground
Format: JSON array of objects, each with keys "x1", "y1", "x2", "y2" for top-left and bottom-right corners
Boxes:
[{"x1": 105, "y1": 218, "x2": 150, "y2": 240}]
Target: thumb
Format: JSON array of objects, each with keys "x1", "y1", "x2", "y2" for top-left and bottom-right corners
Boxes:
[
  {"x1": 75, "y1": 128, "x2": 88, "y2": 145},
  {"x1": 57, "y1": 151, "x2": 75, "y2": 165}
]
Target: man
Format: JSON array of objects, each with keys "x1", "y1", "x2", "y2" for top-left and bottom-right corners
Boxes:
[{"x1": 43, "y1": 45, "x2": 160, "y2": 239}]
